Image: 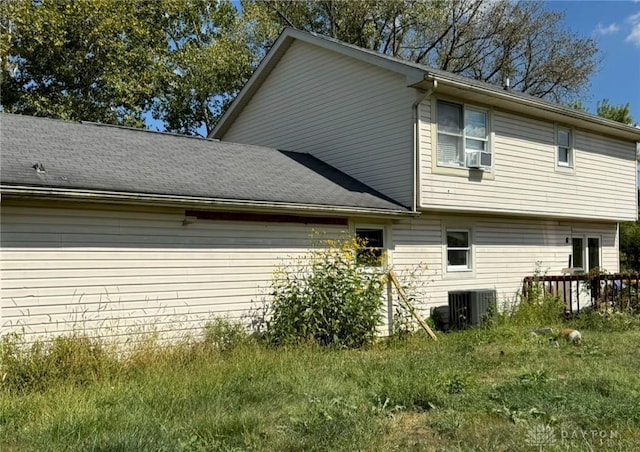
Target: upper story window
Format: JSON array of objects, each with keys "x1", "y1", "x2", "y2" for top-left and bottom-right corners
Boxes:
[
  {"x1": 437, "y1": 100, "x2": 491, "y2": 170},
  {"x1": 556, "y1": 126, "x2": 573, "y2": 167},
  {"x1": 355, "y1": 226, "x2": 385, "y2": 267}
]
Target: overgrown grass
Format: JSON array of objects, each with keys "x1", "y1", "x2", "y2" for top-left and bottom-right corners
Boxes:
[{"x1": 2, "y1": 310, "x2": 640, "y2": 451}]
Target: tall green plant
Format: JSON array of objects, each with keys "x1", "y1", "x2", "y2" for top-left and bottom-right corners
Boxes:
[
  {"x1": 620, "y1": 220, "x2": 640, "y2": 272},
  {"x1": 266, "y1": 238, "x2": 386, "y2": 348}
]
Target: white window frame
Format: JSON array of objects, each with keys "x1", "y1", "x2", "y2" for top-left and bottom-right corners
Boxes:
[
  {"x1": 571, "y1": 235, "x2": 601, "y2": 272},
  {"x1": 436, "y1": 100, "x2": 492, "y2": 171},
  {"x1": 556, "y1": 125, "x2": 574, "y2": 168},
  {"x1": 446, "y1": 228, "x2": 472, "y2": 272},
  {"x1": 354, "y1": 224, "x2": 386, "y2": 268}
]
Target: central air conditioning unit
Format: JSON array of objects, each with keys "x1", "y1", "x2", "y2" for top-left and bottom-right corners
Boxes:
[{"x1": 448, "y1": 289, "x2": 496, "y2": 330}]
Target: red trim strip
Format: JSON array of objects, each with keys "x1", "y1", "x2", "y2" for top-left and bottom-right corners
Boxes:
[{"x1": 185, "y1": 210, "x2": 348, "y2": 226}]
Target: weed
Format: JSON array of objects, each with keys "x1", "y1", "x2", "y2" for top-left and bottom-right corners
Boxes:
[
  {"x1": 2, "y1": 313, "x2": 640, "y2": 450},
  {"x1": 519, "y1": 370, "x2": 551, "y2": 385},
  {"x1": 573, "y1": 309, "x2": 640, "y2": 332},
  {"x1": 493, "y1": 405, "x2": 545, "y2": 424},
  {"x1": 446, "y1": 373, "x2": 470, "y2": 394},
  {"x1": 0, "y1": 333, "x2": 119, "y2": 391},
  {"x1": 203, "y1": 318, "x2": 250, "y2": 352},
  {"x1": 266, "y1": 237, "x2": 386, "y2": 348}
]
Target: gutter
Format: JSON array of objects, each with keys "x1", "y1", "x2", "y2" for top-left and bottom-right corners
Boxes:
[
  {"x1": 0, "y1": 185, "x2": 420, "y2": 219},
  {"x1": 423, "y1": 73, "x2": 640, "y2": 142},
  {"x1": 411, "y1": 81, "x2": 436, "y2": 212}
]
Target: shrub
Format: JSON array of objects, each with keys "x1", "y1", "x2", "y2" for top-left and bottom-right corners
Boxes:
[{"x1": 266, "y1": 237, "x2": 386, "y2": 348}]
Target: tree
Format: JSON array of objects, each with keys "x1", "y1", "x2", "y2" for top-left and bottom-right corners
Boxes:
[
  {"x1": 254, "y1": 0, "x2": 598, "y2": 103},
  {"x1": 1, "y1": 0, "x2": 273, "y2": 136},
  {"x1": 620, "y1": 207, "x2": 640, "y2": 273},
  {"x1": 1, "y1": 0, "x2": 168, "y2": 127},
  {"x1": 151, "y1": 1, "x2": 274, "y2": 136},
  {"x1": 596, "y1": 99, "x2": 635, "y2": 126}
]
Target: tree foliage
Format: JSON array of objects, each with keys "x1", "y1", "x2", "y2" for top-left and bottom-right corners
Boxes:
[
  {"x1": 620, "y1": 217, "x2": 640, "y2": 273},
  {"x1": 596, "y1": 99, "x2": 635, "y2": 126},
  {"x1": 255, "y1": 0, "x2": 599, "y2": 102},
  {"x1": 1, "y1": 0, "x2": 167, "y2": 127},
  {"x1": 1, "y1": 0, "x2": 269, "y2": 135},
  {"x1": 152, "y1": 0, "x2": 272, "y2": 136}
]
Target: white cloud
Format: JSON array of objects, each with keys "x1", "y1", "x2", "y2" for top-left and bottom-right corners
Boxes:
[
  {"x1": 594, "y1": 22, "x2": 620, "y2": 35},
  {"x1": 625, "y1": 12, "x2": 640, "y2": 46}
]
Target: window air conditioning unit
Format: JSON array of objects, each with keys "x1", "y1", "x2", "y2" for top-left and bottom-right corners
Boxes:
[
  {"x1": 448, "y1": 289, "x2": 496, "y2": 330},
  {"x1": 466, "y1": 151, "x2": 482, "y2": 169}
]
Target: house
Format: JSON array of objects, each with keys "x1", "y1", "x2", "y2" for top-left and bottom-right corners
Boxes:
[
  {"x1": 211, "y1": 28, "x2": 639, "y2": 312},
  {"x1": 0, "y1": 114, "x2": 411, "y2": 339},
  {"x1": 1, "y1": 28, "x2": 638, "y2": 340}
]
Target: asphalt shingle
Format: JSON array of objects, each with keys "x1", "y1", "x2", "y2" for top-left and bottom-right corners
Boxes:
[{"x1": 0, "y1": 114, "x2": 407, "y2": 212}]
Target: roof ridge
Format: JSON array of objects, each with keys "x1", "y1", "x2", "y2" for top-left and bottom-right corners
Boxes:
[
  {"x1": 0, "y1": 112, "x2": 220, "y2": 142},
  {"x1": 79, "y1": 120, "x2": 221, "y2": 142}
]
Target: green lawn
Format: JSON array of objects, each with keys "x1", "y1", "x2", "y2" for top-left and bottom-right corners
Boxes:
[{"x1": 2, "y1": 324, "x2": 640, "y2": 451}]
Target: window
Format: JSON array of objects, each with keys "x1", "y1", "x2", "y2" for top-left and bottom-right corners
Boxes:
[
  {"x1": 587, "y1": 237, "x2": 600, "y2": 271},
  {"x1": 572, "y1": 237, "x2": 584, "y2": 270},
  {"x1": 557, "y1": 126, "x2": 572, "y2": 167},
  {"x1": 355, "y1": 227, "x2": 384, "y2": 266},
  {"x1": 571, "y1": 236, "x2": 600, "y2": 272},
  {"x1": 437, "y1": 100, "x2": 491, "y2": 169},
  {"x1": 447, "y1": 229, "x2": 471, "y2": 271}
]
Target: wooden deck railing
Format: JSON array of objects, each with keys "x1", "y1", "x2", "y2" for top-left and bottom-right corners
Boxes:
[{"x1": 522, "y1": 273, "x2": 640, "y2": 314}]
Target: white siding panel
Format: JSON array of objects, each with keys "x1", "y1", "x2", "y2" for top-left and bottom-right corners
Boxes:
[
  {"x1": 419, "y1": 103, "x2": 638, "y2": 221},
  {"x1": 223, "y1": 40, "x2": 415, "y2": 207},
  {"x1": 390, "y1": 214, "x2": 619, "y2": 319},
  {"x1": 0, "y1": 203, "x2": 347, "y2": 340}
]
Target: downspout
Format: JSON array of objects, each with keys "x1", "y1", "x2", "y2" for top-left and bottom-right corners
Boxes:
[{"x1": 412, "y1": 79, "x2": 436, "y2": 212}]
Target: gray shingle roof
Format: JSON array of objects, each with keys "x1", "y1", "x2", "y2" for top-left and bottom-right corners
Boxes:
[{"x1": 0, "y1": 113, "x2": 407, "y2": 213}]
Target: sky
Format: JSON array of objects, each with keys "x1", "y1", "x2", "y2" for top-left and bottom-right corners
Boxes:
[{"x1": 547, "y1": 0, "x2": 640, "y2": 121}]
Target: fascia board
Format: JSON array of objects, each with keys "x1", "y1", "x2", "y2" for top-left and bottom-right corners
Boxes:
[{"x1": 0, "y1": 185, "x2": 417, "y2": 218}]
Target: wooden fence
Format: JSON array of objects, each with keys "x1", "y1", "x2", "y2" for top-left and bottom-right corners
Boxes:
[{"x1": 522, "y1": 273, "x2": 640, "y2": 314}]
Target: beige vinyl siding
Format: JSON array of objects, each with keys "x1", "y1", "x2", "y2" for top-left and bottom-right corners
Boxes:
[
  {"x1": 390, "y1": 214, "x2": 619, "y2": 317},
  {"x1": 419, "y1": 101, "x2": 638, "y2": 221},
  {"x1": 223, "y1": 40, "x2": 415, "y2": 207},
  {"x1": 1, "y1": 201, "x2": 620, "y2": 340},
  {"x1": 0, "y1": 202, "x2": 348, "y2": 340}
]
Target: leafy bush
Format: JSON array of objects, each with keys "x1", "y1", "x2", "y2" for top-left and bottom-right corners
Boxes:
[{"x1": 266, "y1": 237, "x2": 386, "y2": 348}]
